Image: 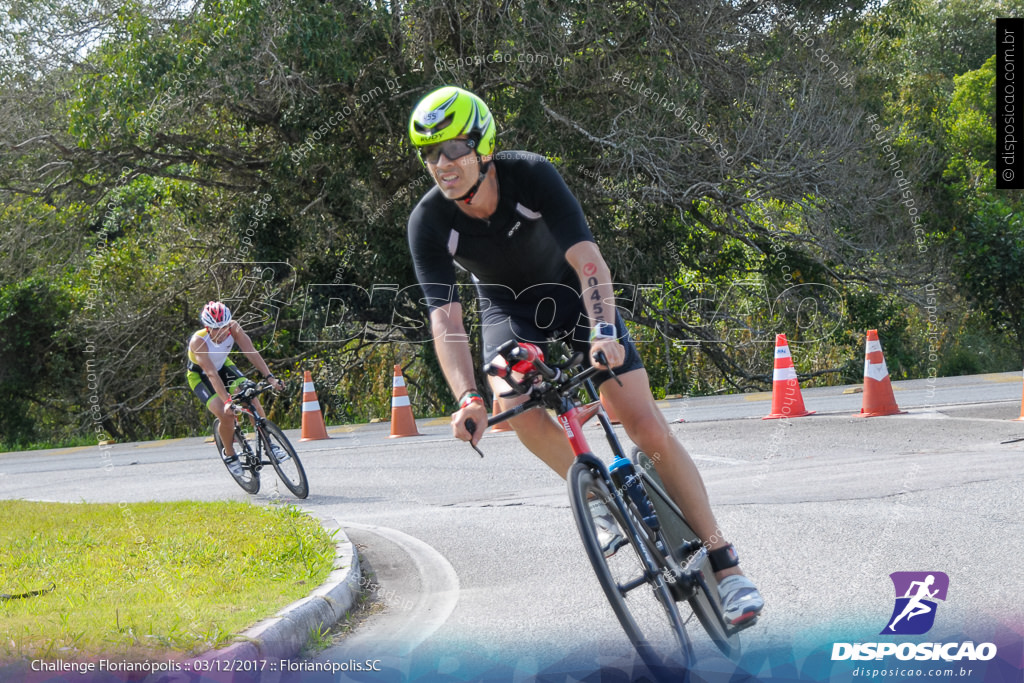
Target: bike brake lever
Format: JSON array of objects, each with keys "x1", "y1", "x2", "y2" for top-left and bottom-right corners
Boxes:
[{"x1": 464, "y1": 419, "x2": 485, "y2": 458}]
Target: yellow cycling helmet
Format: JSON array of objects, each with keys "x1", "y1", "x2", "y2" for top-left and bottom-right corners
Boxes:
[{"x1": 408, "y1": 86, "x2": 496, "y2": 156}]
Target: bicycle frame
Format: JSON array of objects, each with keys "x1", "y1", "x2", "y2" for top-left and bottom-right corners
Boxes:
[
  {"x1": 216, "y1": 379, "x2": 309, "y2": 499},
  {"x1": 483, "y1": 371, "x2": 665, "y2": 555},
  {"x1": 232, "y1": 404, "x2": 265, "y2": 432},
  {"x1": 228, "y1": 389, "x2": 273, "y2": 468},
  {"x1": 480, "y1": 353, "x2": 750, "y2": 640}
]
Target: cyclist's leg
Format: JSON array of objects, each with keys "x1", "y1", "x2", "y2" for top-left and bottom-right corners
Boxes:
[
  {"x1": 599, "y1": 369, "x2": 730, "y2": 562},
  {"x1": 488, "y1": 374, "x2": 575, "y2": 476},
  {"x1": 482, "y1": 304, "x2": 576, "y2": 477},
  {"x1": 588, "y1": 317, "x2": 740, "y2": 576},
  {"x1": 221, "y1": 363, "x2": 257, "y2": 423},
  {"x1": 601, "y1": 367, "x2": 764, "y2": 623},
  {"x1": 190, "y1": 370, "x2": 237, "y2": 456}
]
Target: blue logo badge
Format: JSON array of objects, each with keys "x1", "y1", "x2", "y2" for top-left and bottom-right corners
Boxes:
[{"x1": 881, "y1": 572, "x2": 949, "y2": 635}]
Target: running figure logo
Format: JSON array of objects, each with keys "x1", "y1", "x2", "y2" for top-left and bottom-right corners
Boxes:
[{"x1": 881, "y1": 572, "x2": 949, "y2": 635}]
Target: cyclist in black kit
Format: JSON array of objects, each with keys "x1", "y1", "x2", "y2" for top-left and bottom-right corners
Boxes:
[{"x1": 406, "y1": 86, "x2": 763, "y2": 625}]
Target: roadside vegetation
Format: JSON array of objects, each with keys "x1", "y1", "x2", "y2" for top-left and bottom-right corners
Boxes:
[
  {"x1": 0, "y1": 500, "x2": 336, "y2": 662},
  {"x1": 2, "y1": 0, "x2": 1023, "y2": 450}
]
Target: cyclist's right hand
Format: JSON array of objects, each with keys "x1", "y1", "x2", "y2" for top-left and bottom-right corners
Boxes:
[
  {"x1": 223, "y1": 399, "x2": 240, "y2": 415},
  {"x1": 452, "y1": 402, "x2": 488, "y2": 446}
]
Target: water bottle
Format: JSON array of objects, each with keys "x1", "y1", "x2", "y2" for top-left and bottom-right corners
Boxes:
[{"x1": 608, "y1": 457, "x2": 659, "y2": 531}]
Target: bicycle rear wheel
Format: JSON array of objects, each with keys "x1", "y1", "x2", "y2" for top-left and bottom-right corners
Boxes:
[
  {"x1": 213, "y1": 418, "x2": 260, "y2": 494},
  {"x1": 633, "y1": 449, "x2": 741, "y2": 659},
  {"x1": 568, "y1": 460, "x2": 692, "y2": 668},
  {"x1": 260, "y1": 421, "x2": 308, "y2": 499}
]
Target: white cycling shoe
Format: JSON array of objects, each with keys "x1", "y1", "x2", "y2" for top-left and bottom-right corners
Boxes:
[
  {"x1": 270, "y1": 444, "x2": 290, "y2": 463},
  {"x1": 718, "y1": 574, "x2": 764, "y2": 625},
  {"x1": 222, "y1": 449, "x2": 244, "y2": 478},
  {"x1": 589, "y1": 499, "x2": 628, "y2": 558}
]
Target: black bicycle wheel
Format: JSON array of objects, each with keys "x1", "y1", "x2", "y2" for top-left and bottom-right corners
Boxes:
[
  {"x1": 568, "y1": 460, "x2": 691, "y2": 668},
  {"x1": 260, "y1": 421, "x2": 308, "y2": 499},
  {"x1": 213, "y1": 418, "x2": 260, "y2": 494},
  {"x1": 633, "y1": 449, "x2": 741, "y2": 659}
]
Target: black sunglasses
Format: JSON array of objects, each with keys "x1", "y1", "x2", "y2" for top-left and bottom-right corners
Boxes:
[{"x1": 418, "y1": 138, "x2": 477, "y2": 164}]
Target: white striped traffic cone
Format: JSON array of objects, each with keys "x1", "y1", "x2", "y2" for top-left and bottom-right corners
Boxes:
[
  {"x1": 300, "y1": 371, "x2": 330, "y2": 441},
  {"x1": 763, "y1": 333, "x2": 814, "y2": 419},
  {"x1": 857, "y1": 329, "x2": 905, "y2": 417},
  {"x1": 388, "y1": 365, "x2": 421, "y2": 438}
]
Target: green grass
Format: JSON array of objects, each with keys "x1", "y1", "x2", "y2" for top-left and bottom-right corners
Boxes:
[
  {"x1": 0, "y1": 500, "x2": 336, "y2": 663},
  {"x1": 0, "y1": 434, "x2": 100, "y2": 454}
]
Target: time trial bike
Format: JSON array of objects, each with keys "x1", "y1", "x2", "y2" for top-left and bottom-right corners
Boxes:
[
  {"x1": 467, "y1": 341, "x2": 757, "y2": 667},
  {"x1": 213, "y1": 379, "x2": 309, "y2": 499}
]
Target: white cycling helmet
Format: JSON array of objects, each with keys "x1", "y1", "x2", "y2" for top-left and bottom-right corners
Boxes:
[{"x1": 200, "y1": 301, "x2": 232, "y2": 329}]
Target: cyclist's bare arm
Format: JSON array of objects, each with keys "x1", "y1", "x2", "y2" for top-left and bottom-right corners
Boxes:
[
  {"x1": 190, "y1": 335, "x2": 232, "y2": 405},
  {"x1": 565, "y1": 241, "x2": 624, "y2": 369},
  {"x1": 429, "y1": 303, "x2": 487, "y2": 444},
  {"x1": 233, "y1": 324, "x2": 283, "y2": 389}
]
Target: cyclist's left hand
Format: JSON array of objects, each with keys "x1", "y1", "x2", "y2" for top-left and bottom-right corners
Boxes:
[
  {"x1": 269, "y1": 377, "x2": 285, "y2": 392},
  {"x1": 452, "y1": 401, "x2": 488, "y2": 447},
  {"x1": 591, "y1": 338, "x2": 624, "y2": 369}
]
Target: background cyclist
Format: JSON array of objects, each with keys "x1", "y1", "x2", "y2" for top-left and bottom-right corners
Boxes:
[
  {"x1": 186, "y1": 301, "x2": 284, "y2": 476},
  {"x1": 405, "y1": 86, "x2": 763, "y2": 625}
]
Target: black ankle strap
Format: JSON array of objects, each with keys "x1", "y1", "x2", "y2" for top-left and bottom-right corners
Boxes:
[{"x1": 708, "y1": 544, "x2": 740, "y2": 572}]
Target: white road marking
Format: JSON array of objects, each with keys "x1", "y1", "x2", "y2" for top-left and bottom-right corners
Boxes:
[{"x1": 340, "y1": 522, "x2": 460, "y2": 656}]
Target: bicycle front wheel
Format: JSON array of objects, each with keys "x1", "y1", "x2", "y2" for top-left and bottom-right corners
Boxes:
[
  {"x1": 260, "y1": 421, "x2": 308, "y2": 498},
  {"x1": 213, "y1": 418, "x2": 260, "y2": 494},
  {"x1": 568, "y1": 460, "x2": 691, "y2": 668}
]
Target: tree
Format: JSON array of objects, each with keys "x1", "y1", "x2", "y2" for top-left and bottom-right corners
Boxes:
[
  {"x1": 0, "y1": 279, "x2": 79, "y2": 445},
  {"x1": 940, "y1": 56, "x2": 1024, "y2": 361},
  {"x1": 0, "y1": 0, "x2": 1016, "y2": 442}
]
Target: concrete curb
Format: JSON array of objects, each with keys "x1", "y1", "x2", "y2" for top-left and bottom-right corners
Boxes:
[{"x1": 154, "y1": 516, "x2": 361, "y2": 679}]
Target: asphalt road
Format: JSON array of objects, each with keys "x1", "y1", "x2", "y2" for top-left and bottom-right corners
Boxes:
[{"x1": 1, "y1": 371, "x2": 1022, "y2": 680}]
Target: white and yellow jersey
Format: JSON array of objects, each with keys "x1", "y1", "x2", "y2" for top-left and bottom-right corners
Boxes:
[{"x1": 187, "y1": 328, "x2": 235, "y2": 372}]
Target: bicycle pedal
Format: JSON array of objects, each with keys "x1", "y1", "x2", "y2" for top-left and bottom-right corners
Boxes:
[{"x1": 727, "y1": 614, "x2": 760, "y2": 634}]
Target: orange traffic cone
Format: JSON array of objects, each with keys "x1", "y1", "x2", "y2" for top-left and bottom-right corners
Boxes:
[
  {"x1": 1013, "y1": 370, "x2": 1024, "y2": 421},
  {"x1": 857, "y1": 329, "x2": 906, "y2": 417},
  {"x1": 300, "y1": 371, "x2": 330, "y2": 441},
  {"x1": 600, "y1": 394, "x2": 622, "y2": 424},
  {"x1": 489, "y1": 397, "x2": 514, "y2": 433},
  {"x1": 763, "y1": 333, "x2": 814, "y2": 419},
  {"x1": 388, "y1": 365, "x2": 421, "y2": 438}
]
